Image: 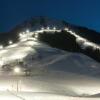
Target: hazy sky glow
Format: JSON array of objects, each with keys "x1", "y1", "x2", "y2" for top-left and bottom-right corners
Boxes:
[{"x1": 0, "y1": 0, "x2": 100, "y2": 32}]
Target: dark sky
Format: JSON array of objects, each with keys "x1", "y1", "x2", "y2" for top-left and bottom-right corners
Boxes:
[{"x1": 0, "y1": 0, "x2": 100, "y2": 32}]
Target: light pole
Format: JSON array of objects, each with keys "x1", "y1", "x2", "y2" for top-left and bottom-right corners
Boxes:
[{"x1": 13, "y1": 67, "x2": 21, "y2": 92}]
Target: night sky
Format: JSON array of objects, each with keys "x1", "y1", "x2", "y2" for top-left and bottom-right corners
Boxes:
[{"x1": 0, "y1": 0, "x2": 100, "y2": 32}]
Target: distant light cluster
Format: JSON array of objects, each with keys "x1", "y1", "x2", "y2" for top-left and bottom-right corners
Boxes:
[
  {"x1": 18, "y1": 27, "x2": 60, "y2": 42},
  {"x1": 0, "y1": 26, "x2": 99, "y2": 52},
  {"x1": 0, "y1": 27, "x2": 60, "y2": 50}
]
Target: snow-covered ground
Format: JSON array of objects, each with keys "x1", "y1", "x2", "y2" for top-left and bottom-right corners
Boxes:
[
  {"x1": 0, "y1": 91, "x2": 100, "y2": 100},
  {"x1": 0, "y1": 71, "x2": 100, "y2": 100},
  {"x1": 2, "y1": 72, "x2": 100, "y2": 95}
]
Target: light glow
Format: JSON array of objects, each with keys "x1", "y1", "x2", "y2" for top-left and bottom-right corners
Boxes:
[
  {"x1": 26, "y1": 29, "x2": 30, "y2": 33},
  {"x1": 0, "y1": 45, "x2": 3, "y2": 49},
  {"x1": 8, "y1": 40, "x2": 13, "y2": 45},
  {"x1": 53, "y1": 27, "x2": 56, "y2": 30},
  {"x1": 14, "y1": 67, "x2": 21, "y2": 73},
  {"x1": 47, "y1": 27, "x2": 50, "y2": 30},
  {"x1": 41, "y1": 27, "x2": 44, "y2": 30}
]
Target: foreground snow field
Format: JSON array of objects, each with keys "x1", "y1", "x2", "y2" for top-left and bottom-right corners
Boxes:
[
  {"x1": 0, "y1": 71, "x2": 100, "y2": 99},
  {"x1": 0, "y1": 91, "x2": 100, "y2": 100}
]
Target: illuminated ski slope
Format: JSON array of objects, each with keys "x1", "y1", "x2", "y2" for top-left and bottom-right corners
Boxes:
[{"x1": 0, "y1": 27, "x2": 100, "y2": 69}]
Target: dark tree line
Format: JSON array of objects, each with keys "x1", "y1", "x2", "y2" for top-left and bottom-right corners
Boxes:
[{"x1": 38, "y1": 30, "x2": 81, "y2": 52}]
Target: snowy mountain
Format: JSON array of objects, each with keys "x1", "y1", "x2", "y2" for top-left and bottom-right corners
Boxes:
[
  {"x1": 0, "y1": 16, "x2": 100, "y2": 77},
  {"x1": 1, "y1": 16, "x2": 100, "y2": 60},
  {"x1": 0, "y1": 17, "x2": 100, "y2": 99}
]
